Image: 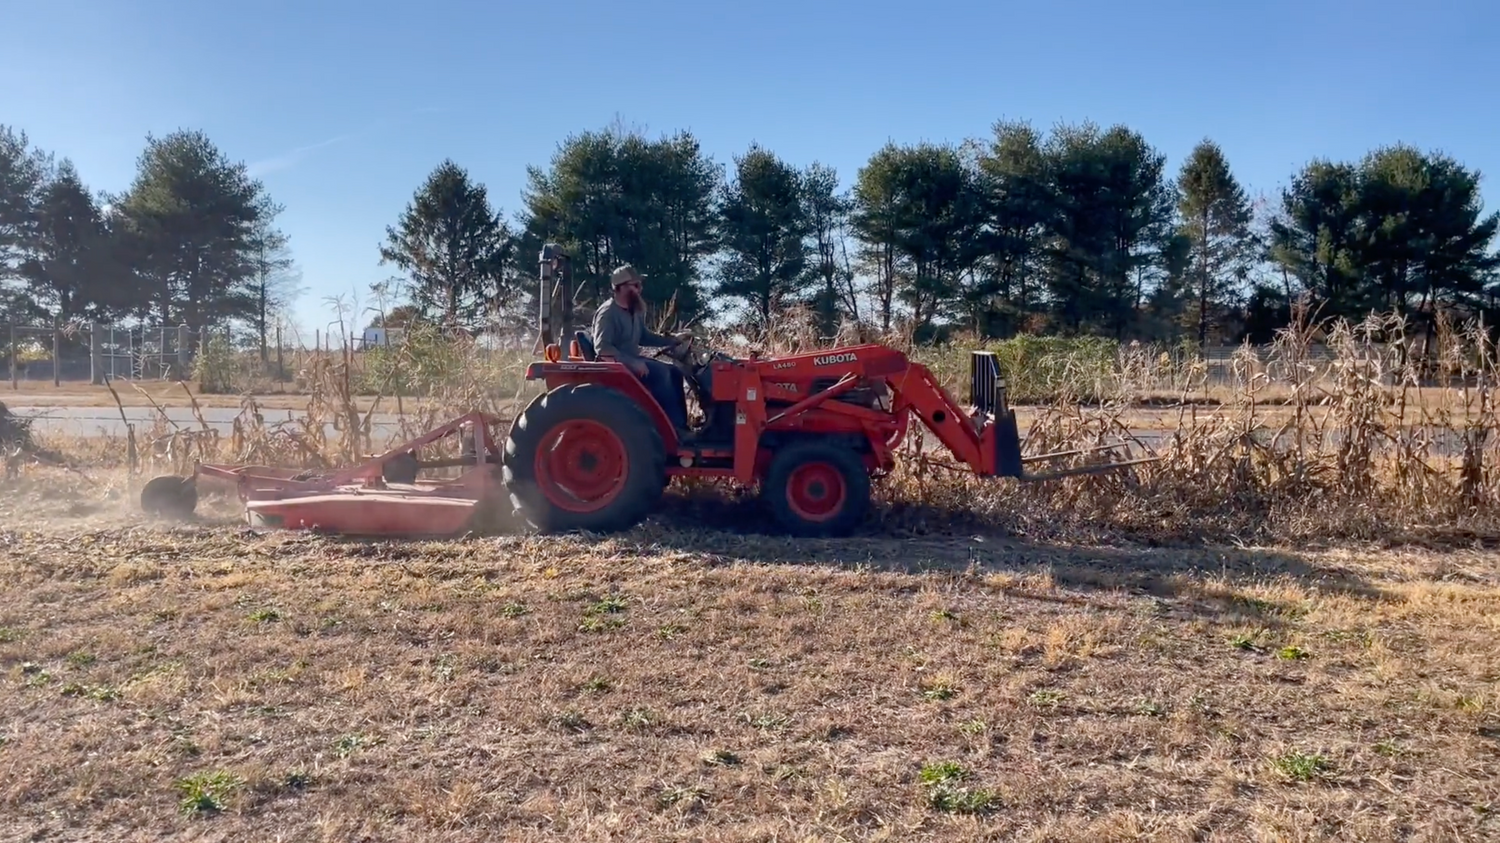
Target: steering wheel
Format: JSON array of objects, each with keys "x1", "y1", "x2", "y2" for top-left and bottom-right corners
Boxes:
[
  {"x1": 649, "y1": 334, "x2": 728, "y2": 409},
  {"x1": 650, "y1": 334, "x2": 701, "y2": 378}
]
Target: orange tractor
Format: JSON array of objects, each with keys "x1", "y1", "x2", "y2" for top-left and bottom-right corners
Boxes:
[{"x1": 140, "y1": 245, "x2": 1149, "y2": 537}]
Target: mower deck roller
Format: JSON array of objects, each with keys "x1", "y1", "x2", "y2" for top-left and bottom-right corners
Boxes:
[{"x1": 141, "y1": 245, "x2": 1153, "y2": 539}]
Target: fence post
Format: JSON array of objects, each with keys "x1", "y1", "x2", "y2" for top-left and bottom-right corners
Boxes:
[
  {"x1": 177, "y1": 324, "x2": 191, "y2": 378},
  {"x1": 8, "y1": 324, "x2": 14, "y2": 390},
  {"x1": 90, "y1": 323, "x2": 103, "y2": 385},
  {"x1": 52, "y1": 324, "x2": 60, "y2": 387}
]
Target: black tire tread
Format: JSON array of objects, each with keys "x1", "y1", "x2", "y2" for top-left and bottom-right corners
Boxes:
[
  {"x1": 762, "y1": 440, "x2": 871, "y2": 538},
  {"x1": 500, "y1": 383, "x2": 666, "y2": 534}
]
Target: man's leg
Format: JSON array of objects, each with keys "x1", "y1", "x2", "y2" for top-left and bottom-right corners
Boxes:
[
  {"x1": 640, "y1": 358, "x2": 688, "y2": 431},
  {"x1": 692, "y1": 366, "x2": 730, "y2": 442},
  {"x1": 670, "y1": 367, "x2": 693, "y2": 428}
]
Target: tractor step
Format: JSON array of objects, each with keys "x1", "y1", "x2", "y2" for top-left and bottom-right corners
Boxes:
[{"x1": 674, "y1": 443, "x2": 734, "y2": 467}]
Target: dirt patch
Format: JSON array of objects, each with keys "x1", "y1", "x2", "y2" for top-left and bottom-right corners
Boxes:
[{"x1": 0, "y1": 469, "x2": 1496, "y2": 841}]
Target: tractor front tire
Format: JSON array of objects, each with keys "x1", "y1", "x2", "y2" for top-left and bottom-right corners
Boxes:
[
  {"x1": 502, "y1": 383, "x2": 666, "y2": 534},
  {"x1": 763, "y1": 441, "x2": 870, "y2": 538}
]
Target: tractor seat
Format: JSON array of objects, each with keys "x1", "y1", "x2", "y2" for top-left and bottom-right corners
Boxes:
[{"x1": 574, "y1": 331, "x2": 597, "y2": 361}]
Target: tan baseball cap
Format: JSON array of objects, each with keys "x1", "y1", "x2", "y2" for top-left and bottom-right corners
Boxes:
[{"x1": 610, "y1": 264, "x2": 646, "y2": 287}]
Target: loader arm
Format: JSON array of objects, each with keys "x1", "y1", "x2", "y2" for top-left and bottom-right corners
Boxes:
[
  {"x1": 738, "y1": 346, "x2": 1155, "y2": 482},
  {"x1": 885, "y1": 362, "x2": 988, "y2": 471},
  {"x1": 735, "y1": 344, "x2": 991, "y2": 474}
]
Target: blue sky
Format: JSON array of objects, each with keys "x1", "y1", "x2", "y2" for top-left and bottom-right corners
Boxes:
[{"x1": 3, "y1": 0, "x2": 1497, "y2": 341}]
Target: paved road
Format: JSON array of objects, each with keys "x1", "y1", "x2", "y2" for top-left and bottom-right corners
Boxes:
[
  {"x1": 8, "y1": 404, "x2": 1475, "y2": 459},
  {"x1": 10, "y1": 405, "x2": 410, "y2": 441}
]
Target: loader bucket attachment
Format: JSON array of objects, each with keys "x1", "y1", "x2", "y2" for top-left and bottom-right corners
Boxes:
[
  {"x1": 969, "y1": 350, "x2": 1006, "y2": 417},
  {"x1": 972, "y1": 350, "x2": 1159, "y2": 482},
  {"x1": 994, "y1": 406, "x2": 1025, "y2": 478},
  {"x1": 1014, "y1": 445, "x2": 1160, "y2": 481}
]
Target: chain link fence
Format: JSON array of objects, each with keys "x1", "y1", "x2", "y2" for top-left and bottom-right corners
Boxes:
[
  {"x1": 0, "y1": 320, "x2": 1420, "y2": 393},
  {"x1": 0, "y1": 321, "x2": 537, "y2": 390},
  {"x1": 3, "y1": 324, "x2": 205, "y2": 387}
]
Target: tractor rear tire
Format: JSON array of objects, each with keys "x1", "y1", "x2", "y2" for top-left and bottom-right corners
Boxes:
[
  {"x1": 502, "y1": 383, "x2": 666, "y2": 534},
  {"x1": 762, "y1": 441, "x2": 870, "y2": 538}
]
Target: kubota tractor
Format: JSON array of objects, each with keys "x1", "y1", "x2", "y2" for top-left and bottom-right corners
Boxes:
[{"x1": 499, "y1": 246, "x2": 1152, "y2": 538}]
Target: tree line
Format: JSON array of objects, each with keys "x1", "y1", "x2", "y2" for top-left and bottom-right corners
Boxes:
[
  {"x1": 0, "y1": 126, "x2": 302, "y2": 361},
  {"x1": 5, "y1": 118, "x2": 1496, "y2": 356},
  {"x1": 381, "y1": 120, "x2": 1500, "y2": 348}
]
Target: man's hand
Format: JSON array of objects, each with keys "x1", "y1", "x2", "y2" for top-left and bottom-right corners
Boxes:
[{"x1": 629, "y1": 359, "x2": 649, "y2": 377}]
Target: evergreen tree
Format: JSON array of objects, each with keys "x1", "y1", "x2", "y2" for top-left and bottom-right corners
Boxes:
[
  {"x1": 113, "y1": 130, "x2": 278, "y2": 326},
  {"x1": 1355, "y1": 144, "x2": 1499, "y2": 328},
  {"x1": 379, "y1": 159, "x2": 514, "y2": 331},
  {"x1": 1268, "y1": 160, "x2": 1367, "y2": 320},
  {"x1": 849, "y1": 142, "x2": 986, "y2": 335},
  {"x1": 0, "y1": 126, "x2": 50, "y2": 321},
  {"x1": 975, "y1": 120, "x2": 1052, "y2": 336},
  {"x1": 849, "y1": 144, "x2": 906, "y2": 334},
  {"x1": 890, "y1": 142, "x2": 986, "y2": 335},
  {"x1": 17, "y1": 159, "x2": 124, "y2": 321},
  {"x1": 800, "y1": 161, "x2": 856, "y2": 334},
  {"x1": 1268, "y1": 148, "x2": 1499, "y2": 335},
  {"x1": 1040, "y1": 122, "x2": 1176, "y2": 337},
  {"x1": 517, "y1": 126, "x2": 720, "y2": 324},
  {"x1": 714, "y1": 144, "x2": 812, "y2": 331},
  {"x1": 1177, "y1": 139, "x2": 1255, "y2": 347}
]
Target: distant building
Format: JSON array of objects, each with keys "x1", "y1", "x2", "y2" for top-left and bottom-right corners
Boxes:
[{"x1": 360, "y1": 326, "x2": 404, "y2": 349}]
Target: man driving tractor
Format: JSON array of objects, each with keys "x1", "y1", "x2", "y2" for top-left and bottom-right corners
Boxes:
[{"x1": 591, "y1": 264, "x2": 694, "y2": 438}]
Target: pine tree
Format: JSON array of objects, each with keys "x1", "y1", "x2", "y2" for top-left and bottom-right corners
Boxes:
[
  {"x1": 17, "y1": 159, "x2": 123, "y2": 321},
  {"x1": 516, "y1": 127, "x2": 720, "y2": 323},
  {"x1": 976, "y1": 120, "x2": 1052, "y2": 336},
  {"x1": 113, "y1": 130, "x2": 277, "y2": 325},
  {"x1": 849, "y1": 144, "x2": 906, "y2": 334},
  {"x1": 799, "y1": 162, "x2": 856, "y2": 334},
  {"x1": 714, "y1": 144, "x2": 812, "y2": 332},
  {"x1": 379, "y1": 160, "x2": 513, "y2": 331},
  {"x1": 1177, "y1": 139, "x2": 1255, "y2": 347}
]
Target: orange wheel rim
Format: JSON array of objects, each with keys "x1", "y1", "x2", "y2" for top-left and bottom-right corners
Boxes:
[
  {"x1": 533, "y1": 419, "x2": 629, "y2": 513},
  {"x1": 786, "y1": 462, "x2": 847, "y2": 522}
]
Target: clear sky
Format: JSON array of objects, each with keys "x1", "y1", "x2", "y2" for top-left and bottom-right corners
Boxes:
[{"x1": 3, "y1": 0, "x2": 1496, "y2": 341}]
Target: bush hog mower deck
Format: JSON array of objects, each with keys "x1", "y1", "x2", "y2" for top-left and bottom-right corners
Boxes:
[
  {"x1": 141, "y1": 245, "x2": 1152, "y2": 538},
  {"x1": 139, "y1": 412, "x2": 512, "y2": 538}
]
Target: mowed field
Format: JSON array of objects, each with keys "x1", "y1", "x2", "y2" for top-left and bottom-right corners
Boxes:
[{"x1": 0, "y1": 468, "x2": 1497, "y2": 842}]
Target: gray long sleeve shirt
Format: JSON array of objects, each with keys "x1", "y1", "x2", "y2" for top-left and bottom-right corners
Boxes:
[{"x1": 592, "y1": 299, "x2": 672, "y2": 367}]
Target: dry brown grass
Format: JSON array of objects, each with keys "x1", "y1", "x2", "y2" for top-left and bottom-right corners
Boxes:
[
  {"x1": 3, "y1": 308, "x2": 1500, "y2": 839},
  {"x1": 0, "y1": 469, "x2": 1497, "y2": 841},
  {"x1": 1, "y1": 382, "x2": 367, "y2": 410}
]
